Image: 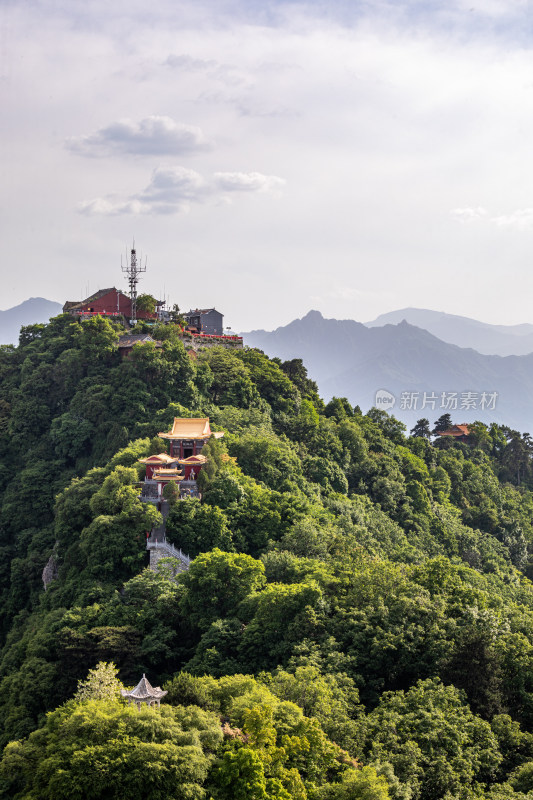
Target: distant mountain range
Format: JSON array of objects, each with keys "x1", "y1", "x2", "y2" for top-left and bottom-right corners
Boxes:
[
  {"x1": 243, "y1": 310, "x2": 533, "y2": 432},
  {"x1": 366, "y1": 308, "x2": 533, "y2": 356},
  {"x1": 0, "y1": 298, "x2": 63, "y2": 345},
  {"x1": 5, "y1": 299, "x2": 533, "y2": 431}
]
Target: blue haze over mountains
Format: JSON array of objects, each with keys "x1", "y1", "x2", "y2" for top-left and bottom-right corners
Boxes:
[
  {"x1": 4, "y1": 299, "x2": 533, "y2": 433},
  {"x1": 243, "y1": 310, "x2": 533, "y2": 433},
  {"x1": 0, "y1": 298, "x2": 62, "y2": 346},
  {"x1": 366, "y1": 308, "x2": 533, "y2": 357}
]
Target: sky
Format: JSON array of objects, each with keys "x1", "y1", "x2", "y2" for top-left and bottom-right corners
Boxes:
[{"x1": 2, "y1": 0, "x2": 533, "y2": 331}]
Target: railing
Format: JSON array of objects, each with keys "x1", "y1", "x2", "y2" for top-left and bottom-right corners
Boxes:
[
  {"x1": 77, "y1": 311, "x2": 124, "y2": 317},
  {"x1": 183, "y1": 330, "x2": 242, "y2": 341},
  {"x1": 195, "y1": 333, "x2": 243, "y2": 341},
  {"x1": 146, "y1": 538, "x2": 191, "y2": 566},
  {"x1": 140, "y1": 483, "x2": 158, "y2": 499},
  {"x1": 76, "y1": 311, "x2": 157, "y2": 319}
]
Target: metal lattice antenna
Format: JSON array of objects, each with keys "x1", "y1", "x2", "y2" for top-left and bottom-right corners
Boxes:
[{"x1": 121, "y1": 240, "x2": 146, "y2": 324}]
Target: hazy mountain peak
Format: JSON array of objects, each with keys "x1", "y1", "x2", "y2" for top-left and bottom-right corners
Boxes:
[
  {"x1": 366, "y1": 307, "x2": 533, "y2": 356},
  {"x1": 0, "y1": 297, "x2": 63, "y2": 345},
  {"x1": 242, "y1": 309, "x2": 533, "y2": 431}
]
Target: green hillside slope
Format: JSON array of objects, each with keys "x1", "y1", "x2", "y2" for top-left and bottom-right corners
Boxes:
[{"x1": 2, "y1": 314, "x2": 533, "y2": 799}]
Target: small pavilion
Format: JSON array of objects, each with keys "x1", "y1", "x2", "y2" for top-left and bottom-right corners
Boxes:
[
  {"x1": 178, "y1": 453, "x2": 208, "y2": 481},
  {"x1": 138, "y1": 452, "x2": 180, "y2": 480},
  {"x1": 139, "y1": 417, "x2": 223, "y2": 504},
  {"x1": 121, "y1": 674, "x2": 168, "y2": 709},
  {"x1": 158, "y1": 417, "x2": 224, "y2": 460}
]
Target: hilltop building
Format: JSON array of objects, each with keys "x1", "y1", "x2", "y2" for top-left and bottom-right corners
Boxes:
[
  {"x1": 158, "y1": 417, "x2": 223, "y2": 458},
  {"x1": 139, "y1": 418, "x2": 223, "y2": 502},
  {"x1": 61, "y1": 249, "x2": 242, "y2": 347},
  {"x1": 183, "y1": 308, "x2": 224, "y2": 335},
  {"x1": 63, "y1": 288, "x2": 160, "y2": 322},
  {"x1": 139, "y1": 417, "x2": 223, "y2": 571},
  {"x1": 437, "y1": 424, "x2": 470, "y2": 441}
]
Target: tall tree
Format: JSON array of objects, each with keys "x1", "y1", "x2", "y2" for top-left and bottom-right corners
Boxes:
[{"x1": 410, "y1": 418, "x2": 431, "y2": 439}]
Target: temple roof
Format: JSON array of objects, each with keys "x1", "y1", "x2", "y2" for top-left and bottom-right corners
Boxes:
[
  {"x1": 178, "y1": 454, "x2": 208, "y2": 465},
  {"x1": 138, "y1": 453, "x2": 178, "y2": 465},
  {"x1": 153, "y1": 468, "x2": 184, "y2": 481},
  {"x1": 438, "y1": 424, "x2": 470, "y2": 438},
  {"x1": 121, "y1": 674, "x2": 168, "y2": 701},
  {"x1": 64, "y1": 288, "x2": 126, "y2": 312},
  {"x1": 159, "y1": 417, "x2": 213, "y2": 440}
]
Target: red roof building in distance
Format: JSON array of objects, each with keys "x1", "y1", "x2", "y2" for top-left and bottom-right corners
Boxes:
[
  {"x1": 437, "y1": 424, "x2": 470, "y2": 441},
  {"x1": 63, "y1": 287, "x2": 158, "y2": 321}
]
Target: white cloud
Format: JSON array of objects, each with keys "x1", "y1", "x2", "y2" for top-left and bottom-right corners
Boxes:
[
  {"x1": 165, "y1": 54, "x2": 249, "y2": 88},
  {"x1": 79, "y1": 166, "x2": 285, "y2": 215},
  {"x1": 450, "y1": 207, "x2": 488, "y2": 222},
  {"x1": 213, "y1": 171, "x2": 285, "y2": 192},
  {"x1": 492, "y1": 209, "x2": 533, "y2": 230},
  {"x1": 452, "y1": 0, "x2": 528, "y2": 18},
  {"x1": 66, "y1": 116, "x2": 211, "y2": 157},
  {"x1": 6, "y1": 0, "x2": 533, "y2": 328},
  {"x1": 451, "y1": 206, "x2": 533, "y2": 230}
]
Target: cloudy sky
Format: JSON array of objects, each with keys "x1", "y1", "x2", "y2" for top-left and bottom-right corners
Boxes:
[{"x1": 2, "y1": 0, "x2": 533, "y2": 330}]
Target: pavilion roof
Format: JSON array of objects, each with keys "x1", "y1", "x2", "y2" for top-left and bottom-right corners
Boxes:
[
  {"x1": 178, "y1": 454, "x2": 208, "y2": 465},
  {"x1": 153, "y1": 468, "x2": 184, "y2": 481},
  {"x1": 138, "y1": 453, "x2": 178, "y2": 465},
  {"x1": 159, "y1": 417, "x2": 213, "y2": 440},
  {"x1": 439, "y1": 424, "x2": 470, "y2": 437},
  {"x1": 65, "y1": 287, "x2": 127, "y2": 312},
  {"x1": 121, "y1": 674, "x2": 168, "y2": 701}
]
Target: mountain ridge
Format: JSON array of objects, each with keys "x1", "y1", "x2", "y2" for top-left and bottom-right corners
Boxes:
[
  {"x1": 242, "y1": 310, "x2": 533, "y2": 431},
  {"x1": 365, "y1": 306, "x2": 533, "y2": 355},
  {"x1": 0, "y1": 297, "x2": 63, "y2": 345}
]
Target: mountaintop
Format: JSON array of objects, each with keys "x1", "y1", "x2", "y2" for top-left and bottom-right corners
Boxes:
[
  {"x1": 243, "y1": 309, "x2": 533, "y2": 431},
  {"x1": 0, "y1": 297, "x2": 63, "y2": 345},
  {"x1": 366, "y1": 307, "x2": 533, "y2": 356},
  {"x1": 2, "y1": 311, "x2": 533, "y2": 798}
]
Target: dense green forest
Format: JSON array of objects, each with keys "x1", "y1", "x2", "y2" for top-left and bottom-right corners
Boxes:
[{"x1": 3, "y1": 314, "x2": 533, "y2": 798}]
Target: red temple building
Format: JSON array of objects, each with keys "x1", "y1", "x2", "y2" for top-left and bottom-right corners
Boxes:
[
  {"x1": 139, "y1": 417, "x2": 223, "y2": 503},
  {"x1": 437, "y1": 424, "x2": 470, "y2": 441},
  {"x1": 138, "y1": 452, "x2": 180, "y2": 480},
  {"x1": 158, "y1": 417, "x2": 224, "y2": 460},
  {"x1": 63, "y1": 287, "x2": 160, "y2": 321}
]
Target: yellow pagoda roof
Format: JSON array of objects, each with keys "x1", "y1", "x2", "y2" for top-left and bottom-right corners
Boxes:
[
  {"x1": 177, "y1": 454, "x2": 208, "y2": 465},
  {"x1": 152, "y1": 467, "x2": 184, "y2": 482},
  {"x1": 158, "y1": 417, "x2": 218, "y2": 440},
  {"x1": 138, "y1": 453, "x2": 177, "y2": 465}
]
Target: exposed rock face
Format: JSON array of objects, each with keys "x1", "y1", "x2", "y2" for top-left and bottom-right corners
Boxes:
[{"x1": 42, "y1": 551, "x2": 59, "y2": 590}]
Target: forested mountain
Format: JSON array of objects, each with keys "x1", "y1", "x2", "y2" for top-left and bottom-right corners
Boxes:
[
  {"x1": 3, "y1": 314, "x2": 533, "y2": 798},
  {"x1": 366, "y1": 308, "x2": 533, "y2": 357},
  {"x1": 0, "y1": 298, "x2": 63, "y2": 345},
  {"x1": 243, "y1": 310, "x2": 533, "y2": 431}
]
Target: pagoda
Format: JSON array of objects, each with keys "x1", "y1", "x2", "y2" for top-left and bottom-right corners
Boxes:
[
  {"x1": 158, "y1": 417, "x2": 223, "y2": 459},
  {"x1": 139, "y1": 417, "x2": 223, "y2": 570},
  {"x1": 139, "y1": 417, "x2": 223, "y2": 503},
  {"x1": 138, "y1": 452, "x2": 185, "y2": 502},
  {"x1": 121, "y1": 674, "x2": 167, "y2": 709}
]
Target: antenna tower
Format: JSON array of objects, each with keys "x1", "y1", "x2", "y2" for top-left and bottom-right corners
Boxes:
[{"x1": 121, "y1": 242, "x2": 146, "y2": 324}]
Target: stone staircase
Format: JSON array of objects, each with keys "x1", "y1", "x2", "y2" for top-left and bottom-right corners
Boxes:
[{"x1": 146, "y1": 538, "x2": 191, "y2": 573}]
